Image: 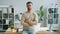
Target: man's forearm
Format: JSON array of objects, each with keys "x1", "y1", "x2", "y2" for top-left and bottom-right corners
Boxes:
[
  {"x1": 28, "y1": 20, "x2": 37, "y2": 26},
  {"x1": 21, "y1": 20, "x2": 30, "y2": 26},
  {"x1": 22, "y1": 22, "x2": 30, "y2": 26}
]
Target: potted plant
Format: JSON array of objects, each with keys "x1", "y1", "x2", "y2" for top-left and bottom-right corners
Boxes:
[
  {"x1": 37, "y1": 5, "x2": 46, "y2": 27},
  {"x1": 9, "y1": 24, "x2": 14, "y2": 32},
  {"x1": 37, "y1": 5, "x2": 44, "y2": 21}
]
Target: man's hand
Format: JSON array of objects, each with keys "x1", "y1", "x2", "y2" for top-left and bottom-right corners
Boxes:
[
  {"x1": 25, "y1": 19, "x2": 30, "y2": 23},
  {"x1": 25, "y1": 18, "x2": 33, "y2": 26},
  {"x1": 24, "y1": 23, "x2": 30, "y2": 26}
]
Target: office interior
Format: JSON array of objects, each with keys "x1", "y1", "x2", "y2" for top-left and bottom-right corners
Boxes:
[{"x1": 0, "y1": 0, "x2": 60, "y2": 34}]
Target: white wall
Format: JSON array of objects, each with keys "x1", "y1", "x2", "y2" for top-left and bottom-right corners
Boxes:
[
  {"x1": 0, "y1": 0, "x2": 41, "y2": 15},
  {"x1": 0, "y1": 0, "x2": 59, "y2": 15}
]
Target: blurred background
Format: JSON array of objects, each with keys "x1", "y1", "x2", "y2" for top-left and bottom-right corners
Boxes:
[{"x1": 0, "y1": 0, "x2": 60, "y2": 34}]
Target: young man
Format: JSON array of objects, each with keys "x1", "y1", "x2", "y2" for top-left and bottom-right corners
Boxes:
[{"x1": 21, "y1": 1, "x2": 38, "y2": 34}]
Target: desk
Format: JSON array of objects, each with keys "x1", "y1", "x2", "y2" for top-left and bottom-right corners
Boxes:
[
  {"x1": 5, "y1": 31, "x2": 55, "y2": 34},
  {"x1": 36, "y1": 31, "x2": 55, "y2": 34},
  {"x1": 4, "y1": 32, "x2": 22, "y2": 34}
]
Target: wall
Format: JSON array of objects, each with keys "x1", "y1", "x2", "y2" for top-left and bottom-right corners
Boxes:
[{"x1": 0, "y1": 0, "x2": 59, "y2": 15}]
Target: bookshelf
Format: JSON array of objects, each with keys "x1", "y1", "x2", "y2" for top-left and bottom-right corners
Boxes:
[
  {"x1": 47, "y1": 7, "x2": 59, "y2": 30},
  {"x1": 0, "y1": 5, "x2": 14, "y2": 31}
]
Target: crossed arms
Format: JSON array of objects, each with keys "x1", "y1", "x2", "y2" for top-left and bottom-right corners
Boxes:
[{"x1": 21, "y1": 13, "x2": 38, "y2": 26}]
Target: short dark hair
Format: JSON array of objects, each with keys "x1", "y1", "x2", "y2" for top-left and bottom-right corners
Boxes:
[{"x1": 26, "y1": 1, "x2": 33, "y2": 5}]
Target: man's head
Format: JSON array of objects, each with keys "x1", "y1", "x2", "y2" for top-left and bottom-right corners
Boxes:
[{"x1": 26, "y1": 1, "x2": 33, "y2": 10}]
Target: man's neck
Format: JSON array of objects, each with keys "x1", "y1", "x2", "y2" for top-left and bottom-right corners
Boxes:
[{"x1": 27, "y1": 10, "x2": 32, "y2": 13}]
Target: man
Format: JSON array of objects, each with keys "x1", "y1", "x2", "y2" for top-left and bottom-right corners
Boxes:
[{"x1": 21, "y1": 1, "x2": 38, "y2": 34}]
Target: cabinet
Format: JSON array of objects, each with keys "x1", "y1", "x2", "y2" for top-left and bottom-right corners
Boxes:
[
  {"x1": 47, "y1": 7, "x2": 59, "y2": 30},
  {"x1": 0, "y1": 5, "x2": 14, "y2": 31}
]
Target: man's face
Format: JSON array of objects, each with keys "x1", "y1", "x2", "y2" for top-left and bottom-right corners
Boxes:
[{"x1": 26, "y1": 3, "x2": 32, "y2": 10}]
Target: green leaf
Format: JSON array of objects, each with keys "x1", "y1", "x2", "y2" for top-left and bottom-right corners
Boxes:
[
  {"x1": 9, "y1": 24, "x2": 14, "y2": 29},
  {"x1": 37, "y1": 5, "x2": 44, "y2": 17}
]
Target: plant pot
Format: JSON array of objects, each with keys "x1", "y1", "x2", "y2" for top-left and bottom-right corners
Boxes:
[{"x1": 11, "y1": 29, "x2": 13, "y2": 32}]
